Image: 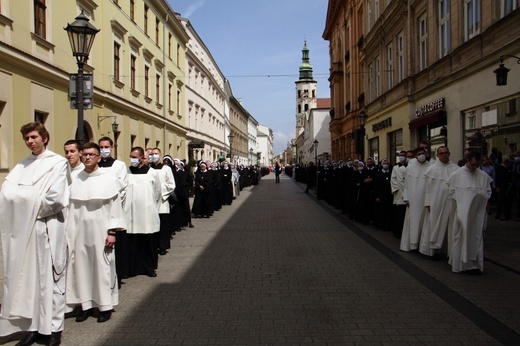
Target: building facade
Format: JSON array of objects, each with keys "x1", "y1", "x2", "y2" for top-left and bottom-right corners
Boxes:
[
  {"x1": 324, "y1": 0, "x2": 520, "y2": 163},
  {"x1": 0, "y1": 0, "x2": 190, "y2": 182}
]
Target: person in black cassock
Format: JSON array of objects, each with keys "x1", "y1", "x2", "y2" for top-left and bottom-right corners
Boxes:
[{"x1": 192, "y1": 162, "x2": 212, "y2": 218}]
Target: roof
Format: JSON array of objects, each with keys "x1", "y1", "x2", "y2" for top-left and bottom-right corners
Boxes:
[{"x1": 316, "y1": 98, "x2": 331, "y2": 108}]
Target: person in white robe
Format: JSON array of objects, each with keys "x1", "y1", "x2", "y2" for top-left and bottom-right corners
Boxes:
[
  {"x1": 63, "y1": 139, "x2": 84, "y2": 179},
  {"x1": 98, "y1": 136, "x2": 128, "y2": 288},
  {"x1": 400, "y1": 147, "x2": 432, "y2": 252},
  {"x1": 149, "y1": 148, "x2": 176, "y2": 256},
  {"x1": 0, "y1": 122, "x2": 70, "y2": 346},
  {"x1": 390, "y1": 150, "x2": 410, "y2": 238},
  {"x1": 65, "y1": 142, "x2": 126, "y2": 323},
  {"x1": 448, "y1": 151, "x2": 492, "y2": 274},
  {"x1": 419, "y1": 146, "x2": 459, "y2": 257},
  {"x1": 124, "y1": 147, "x2": 161, "y2": 277}
]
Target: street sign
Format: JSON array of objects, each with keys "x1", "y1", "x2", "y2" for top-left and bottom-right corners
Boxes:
[
  {"x1": 69, "y1": 73, "x2": 94, "y2": 98},
  {"x1": 70, "y1": 97, "x2": 93, "y2": 110}
]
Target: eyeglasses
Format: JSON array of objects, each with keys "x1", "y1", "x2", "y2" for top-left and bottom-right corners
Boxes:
[{"x1": 82, "y1": 153, "x2": 99, "y2": 158}]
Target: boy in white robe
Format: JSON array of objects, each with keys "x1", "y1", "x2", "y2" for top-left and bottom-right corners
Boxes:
[
  {"x1": 448, "y1": 151, "x2": 492, "y2": 274},
  {"x1": 63, "y1": 139, "x2": 84, "y2": 179},
  {"x1": 65, "y1": 142, "x2": 126, "y2": 323},
  {"x1": 0, "y1": 122, "x2": 70, "y2": 346}
]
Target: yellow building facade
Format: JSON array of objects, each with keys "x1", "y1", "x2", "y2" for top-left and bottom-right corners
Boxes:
[{"x1": 0, "y1": 0, "x2": 189, "y2": 182}]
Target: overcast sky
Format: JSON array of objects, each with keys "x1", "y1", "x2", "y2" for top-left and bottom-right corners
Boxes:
[{"x1": 169, "y1": 0, "x2": 330, "y2": 155}]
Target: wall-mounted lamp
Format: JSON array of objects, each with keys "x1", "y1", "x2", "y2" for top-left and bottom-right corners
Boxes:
[{"x1": 494, "y1": 55, "x2": 520, "y2": 86}]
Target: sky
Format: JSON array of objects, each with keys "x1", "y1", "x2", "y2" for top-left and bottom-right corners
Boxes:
[{"x1": 169, "y1": 0, "x2": 330, "y2": 155}]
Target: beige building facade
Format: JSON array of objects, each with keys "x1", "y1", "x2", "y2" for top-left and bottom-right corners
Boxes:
[
  {"x1": 0, "y1": 0, "x2": 190, "y2": 182},
  {"x1": 325, "y1": 0, "x2": 520, "y2": 163}
]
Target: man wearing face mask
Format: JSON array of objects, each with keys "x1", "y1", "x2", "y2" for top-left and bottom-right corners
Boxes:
[
  {"x1": 124, "y1": 147, "x2": 161, "y2": 277},
  {"x1": 448, "y1": 151, "x2": 492, "y2": 274},
  {"x1": 419, "y1": 146, "x2": 459, "y2": 258},
  {"x1": 400, "y1": 147, "x2": 432, "y2": 252},
  {"x1": 390, "y1": 151, "x2": 409, "y2": 238},
  {"x1": 98, "y1": 137, "x2": 128, "y2": 288},
  {"x1": 149, "y1": 148, "x2": 175, "y2": 256}
]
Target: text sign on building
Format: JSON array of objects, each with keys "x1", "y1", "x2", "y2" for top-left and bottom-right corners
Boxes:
[
  {"x1": 69, "y1": 74, "x2": 94, "y2": 98},
  {"x1": 415, "y1": 98, "x2": 445, "y2": 117},
  {"x1": 372, "y1": 117, "x2": 392, "y2": 132}
]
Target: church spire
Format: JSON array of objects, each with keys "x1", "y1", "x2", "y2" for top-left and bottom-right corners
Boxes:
[{"x1": 299, "y1": 40, "x2": 314, "y2": 81}]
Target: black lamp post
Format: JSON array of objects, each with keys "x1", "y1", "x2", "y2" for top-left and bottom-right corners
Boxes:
[
  {"x1": 356, "y1": 111, "x2": 367, "y2": 160},
  {"x1": 494, "y1": 55, "x2": 520, "y2": 86},
  {"x1": 112, "y1": 119, "x2": 120, "y2": 158},
  {"x1": 313, "y1": 139, "x2": 319, "y2": 164},
  {"x1": 65, "y1": 12, "x2": 99, "y2": 144},
  {"x1": 228, "y1": 131, "x2": 234, "y2": 163}
]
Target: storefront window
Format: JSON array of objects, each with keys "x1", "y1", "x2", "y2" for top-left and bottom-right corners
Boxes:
[
  {"x1": 388, "y1": 129, "x2": 403, "y2": 164},
  {"x1": 463, "y1": 96, "x2": 520, "y2": 157},
  {"x1": 369, "y1": 137, "x2": 379, "y2": 163}
]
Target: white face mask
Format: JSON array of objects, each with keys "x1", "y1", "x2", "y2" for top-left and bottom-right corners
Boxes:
[
  {"x1": 347, "y1": 161, "x2": 353, "y2": 167},
  {"x1": 417, "y1": 154, "x2": 426, "y2": 163},
  {"x1": 382, "y1": 164, "x2": 390, "y2": 169},
  {"x1": 100, "y1": 148, "x2": 111, "y2": 158},
  {"x1": 223, "y1": 165, "x2": 228, "y2": 169},
  {"x1": 130, "y1": 158, "x2": 140, "y2": 167},
  {"x1": 150, "y1": 154, "x2": 159, "y2": 163},
  {"x1": 399, "y1": 156, "x2": 406, "y2": 163},
  {"x1": 358, "y1": 167, "x2": 364, "y2": 171}
]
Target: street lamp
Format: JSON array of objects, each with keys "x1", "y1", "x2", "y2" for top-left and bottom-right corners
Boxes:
[
  {"x1": 112, "y1": 119, "x2": 120, "y2": 158},
  {"x1": 494, "y1": 55, "x2": 520, "y2": 86},
  {"x1": 356, "y1": 111, "x2": 367, "y2": 160},
  {"x1": 313, "y1": 139, "x2": 319, "y2": 164},
  {"x1": 65, "y1": 12, "x2": 99, "y2": 144},
  {"x1": 249, "y1": 148, "x2": 254, "y2": 165},
  {"x1": 228, "y1": 131, "x2": 234, "y2": 163}
]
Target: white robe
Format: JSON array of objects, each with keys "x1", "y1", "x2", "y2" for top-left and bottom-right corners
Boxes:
[
  {"x1": 156, "y1": 166, "x2": 176, "y2": 214},
  {"x1": 448, "y1": 165, "x2": 492, "y2": 273},
  {"x1": 70, "y1": 162, "x2": 85, "y2": 179},
  {"x1": 124, "y1": 168, "x2": 161, "y2": 234},
  {"x1": 390, "y1": 164, "x2": 406, "y2": 205},
  {"x1": 66, "y1": 169, "x2": 126, "y2": 312},
  {"x1": 0, "y1": 150, "x2": 70, "y2": 335},
  {"x1": 99, "y1": 159, "x2": 128, "y2": 205},
  {"x1": 400, "y1": 160, "x2": 431, "y2": 251},
  {"x1": 419, "y1": 160, "x2": 459, "y2": 255}
]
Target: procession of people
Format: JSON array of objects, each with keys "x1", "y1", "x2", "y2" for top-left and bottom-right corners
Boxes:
[
  {"x1": 0, "y1": 122, "x2": 265, "y2": 346},
  {"x1": 292, "y1": 144, "x2": 518, "y2": 276}
]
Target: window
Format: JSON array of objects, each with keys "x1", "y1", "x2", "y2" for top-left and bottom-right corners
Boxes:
[
  {"x1": 176, "y1": 89, "x2": 180, "y2": 115},
  {"x1": 34, "y1": 111, "x2": 48, "y2": 124},
  {"x1": 418, "y1": 14, "x2": 428, "y2": 71},
  {"x1": 501, "y1": 0, "x2": 519, "y2": 17},
  {"x1": 155, "y1": 18, "x2": 160, "y2": 45},
  {"x1": 464, "y1": 0, "x2": 480, "y2": 41},
  {"x1": 375, "y1": 55, "x2": 381, "y2": 97},
  {"x1": 168, "y1": 84, "x2": 172, "y2": 110},
  {"x1": 438, "y1": 0, "x2": 450, "y2": 58},
  {"x1": 374, "y1": 0, "x2": 380, "y2": 20},
  {"x1": 144, "y1": 4, "x2": 149, "y2": 35},
  {"x1": 130, "y1": 55, "x2": 136, "y2": 89},
  {"x1": 130, "y1": 0, "x2": 135, "y2": 21},
  {"x1": 367, "y1": 0, "x2": 372, "y2": 31},
  {"x1": 176, "y1": 43, "x2": 180, "y2": 64},
  {"x1": 368, "y1": 62, "x2": 373, "y2": 101},
  {"x1": 156, "y1": 74, "x2": 160, "y2": 102},
  {"x1": 389, "y1": 130, "x2": 403, "y2": 164},
  {"x1": 397, "y1": 31, "x2": 404, "y2": 82},
  {"x1": 34, "y1": 0, "x2": 46, "y2": 38},
  {"x1": 387, "y1": 43, "x2": 394, "y2": 89},
  {"x1": 145, "y1": 66, "x2": 149, "y2": 97},
  {"x1": 369, "y1": 137, "x2": 379, "y2": 163},
  {"x1": 113, "y1": 43, "x2": 121, "y2": 81},
  {"x1": 168, "y1": 33, "x2": 172, "y2": 58}
]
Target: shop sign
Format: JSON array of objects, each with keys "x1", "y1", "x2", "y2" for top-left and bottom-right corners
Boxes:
[
  {"x1": 415, "y1": 98, "x2": 445, "y2": 117},
  {"x1": 372, "y1": 117, "x2": 392, "y2": 132}
]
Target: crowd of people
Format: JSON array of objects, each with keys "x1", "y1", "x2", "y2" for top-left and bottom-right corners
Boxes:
[
  {"x1": 0, "y1": 122, "x2": 267, "y2": 346},
  {"x1": 292, "y1": 145, "x2": 520, "y2": 276}
]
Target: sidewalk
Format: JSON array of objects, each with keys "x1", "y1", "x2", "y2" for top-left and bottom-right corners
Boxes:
[{"x1": 0, "y1": 173, "x2": 518, "y2": 345}]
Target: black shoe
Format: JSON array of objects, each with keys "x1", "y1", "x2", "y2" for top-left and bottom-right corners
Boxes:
[
  {"x1": 159, "y1": 249, "x2": 167, "y2": 256},
  {"x1": 188, "y1": 223, "x2": 194, "y2": 228},
  {"x1": 146, "y1": 271, "x2": 157, "y2": 277},
  {"x1": 16, "y1": 332, "x2": 41, "y2": 346},
  {"x1": 97, "y1": 311, "x2": 112, "y2": 323},
  {"x1": 46, "y1": 332, "x2": 62, "y2": 346},
  {"x1": 75, "y1": 309, "x2": 91, "y2": 322}
]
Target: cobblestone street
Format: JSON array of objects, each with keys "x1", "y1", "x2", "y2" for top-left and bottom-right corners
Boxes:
[{"x1": 1, "y1": 173, "x2": 519, "y2": 345}]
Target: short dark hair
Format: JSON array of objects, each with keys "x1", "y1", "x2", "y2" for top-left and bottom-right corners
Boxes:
[
  {"x1": 131, "y1": 146, "x2": 144, "y2": 157},
  {"x1": 64, "y1": 139, "x2": 82, "y2": 150},
  {"x1": 467, "y1": 150, "x2": 481, "y2": 162},
  {"x1": 82, "y1": 142, "x2": 100, "y2": 154},
  {"x1": 20, "y1": 122, "x2": 49, "y2": 146},
  {"x1": 98, "y1": 137, "x2": 114, "y2": 146}
]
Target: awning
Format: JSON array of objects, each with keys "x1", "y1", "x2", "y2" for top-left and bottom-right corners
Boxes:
[{"x1": 409, "y1": 110, "x2": 446, "y2": 129}]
